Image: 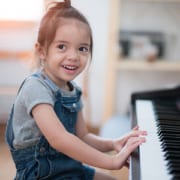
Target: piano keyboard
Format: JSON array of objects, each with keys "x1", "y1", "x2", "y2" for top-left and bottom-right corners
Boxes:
[
  {"x1": 153, "y1": 99, "x2": 180, "y2": 179},
  {"x1": 130, "y1": 86, "x2": 180, "y2": 180},
  {"x1": 135, "y1": 100, "x2": 172, "y2": 180}
]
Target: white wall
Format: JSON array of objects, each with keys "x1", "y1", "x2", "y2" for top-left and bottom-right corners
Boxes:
[
  {"x1": 1, "y1": 0, "x2": 180, "y2": 126},
  {"x1": 0, "y1": 0, "x2": 110, "y2": 125},
  {"x1": 116, "y1": 70, "x2": 180, "y2": 115},
  {"x1": 72, "y1": 0, "x2": 110, "y2": 126},
  {"x1": 115, "y1": 1, "x2": 180, "y2": 115}
]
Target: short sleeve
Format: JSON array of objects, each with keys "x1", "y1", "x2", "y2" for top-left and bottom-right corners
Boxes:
[{"x1": 19, "y1": 77, "x2": 55, "y2": 116}]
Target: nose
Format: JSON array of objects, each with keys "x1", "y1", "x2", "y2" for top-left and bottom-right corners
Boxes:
[{"x1": 67, "y1": 49, "x2": 79, "y2": 61}]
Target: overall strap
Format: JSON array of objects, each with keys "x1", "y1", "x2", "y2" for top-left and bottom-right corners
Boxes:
[{"x1": 31, "y1": 72, "x2": 59, "y2": 97}]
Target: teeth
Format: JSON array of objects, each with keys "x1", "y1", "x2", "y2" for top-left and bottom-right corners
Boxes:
[{"x1": 63, "y1": 65, "x2": 76, "y2": 70}]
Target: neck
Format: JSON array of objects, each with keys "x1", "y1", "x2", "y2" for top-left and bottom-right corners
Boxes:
[{"x1": 41, "y1": 69, "x2": 70, "y2": 91}]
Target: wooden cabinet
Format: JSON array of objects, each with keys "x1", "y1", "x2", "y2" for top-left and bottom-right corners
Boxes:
[{"x1": 102, "y1": 0, "x2": 180, "y2": 124}]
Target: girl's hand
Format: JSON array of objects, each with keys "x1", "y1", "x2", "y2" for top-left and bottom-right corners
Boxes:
[
  {"x1": 112, "y1": 133, "x2": 146, "y2": 169},
  {"x1": 112, "y1": 126, "x2": 147, "y2": 152}
]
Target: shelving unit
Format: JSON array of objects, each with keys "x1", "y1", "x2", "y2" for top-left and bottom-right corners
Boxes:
[
  {"x1": 102, "y1": 0, "x2": 180, "y2": 125},
  {"x1": 116, "y1": 60, "x2": 180, "y2": 71}
]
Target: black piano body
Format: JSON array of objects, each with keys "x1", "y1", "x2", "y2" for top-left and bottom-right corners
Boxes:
[{"x1": 130, "y1": 86, "x2": 180, "y2": 180}]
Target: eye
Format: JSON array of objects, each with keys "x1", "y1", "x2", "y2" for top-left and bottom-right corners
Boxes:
[
  {"x1": 79, "y1": 47, "x2": 89, "y2": 52},
  {"x1": 58, "y1": 44, "x2": 66, "y2": 50}
]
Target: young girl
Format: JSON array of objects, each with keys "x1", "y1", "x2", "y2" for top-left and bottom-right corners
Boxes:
[{"x1": 5, "y1": 1, "x2": 147, "y2": 179}]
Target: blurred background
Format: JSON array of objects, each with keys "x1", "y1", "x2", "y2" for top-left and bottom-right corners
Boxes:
[{"x1": 1, "y1": 0, "x2": 180, "y2": 179}]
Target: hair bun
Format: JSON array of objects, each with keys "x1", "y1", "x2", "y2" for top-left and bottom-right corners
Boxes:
[{"x1": 45, "y1": 0, "x2": 71, "y2": 12}]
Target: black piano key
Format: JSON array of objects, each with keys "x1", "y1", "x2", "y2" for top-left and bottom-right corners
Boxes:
[
  {"x1": 161, "y1": 139, "x2": 180, "y2": 145},
  {"x1": 158, "y1": 127, "x2": 180, "y2": 133},
  {"x1": 172, "y1": 175, "x2": 180, "y2": 180},
  {"x1": 158, "y1": 131, "x2": 180, "y2": 137},
  {"x1": 161, "y1": 143, "x2": 180, "y2": 150},
  {"x1": 157, "y1": 125, "x2": 180, "y2": 130},
  {"x1": 168, "y1": 161, "x2": 180, "y2": 167},
  {"x1": 157, "y1": 116, "x2": 180, "y2": 121},
  {"x1": 157, "y1": 121, "x2": 180, "y2": 126},
  {"x1": 159, "y1": 134, "x2": 180, "y2": 141},
  {"x1": 167, "y1": 161, "x2": 180, "y2": 172},
  {"x1": 157, "y1": 113, "x2": 180, "y2": 120},
  {"x1": 164, "y1": 151, "x2": 180, "y2": 159},
  {"x1": 162, "y1": 145, "x2": 180, "y2": 152},
  {"x1": 151, "y1": 99, "x2": 180, "y2": 179},
  {"x1": 168, "y1": 164, "x2": 180, "y2": 173}
]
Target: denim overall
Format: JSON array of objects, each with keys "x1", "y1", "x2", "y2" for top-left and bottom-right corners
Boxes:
[{"x1": 5, "y1": 72, "x2": 94, "y2": 180}]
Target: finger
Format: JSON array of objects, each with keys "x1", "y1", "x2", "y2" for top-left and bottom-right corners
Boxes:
[
  {"x1": 127, "y1": 137, "x2": 146, "y2": 149},
  {"x1": 130, "y1": 130, "x2": 147, "y2": 138},
  {"x1": 136, "y1": 130, "x2": 147, "y2": 136},
  {"x1": 132, "y1": 125, "x2": 139, "y2": 130}
]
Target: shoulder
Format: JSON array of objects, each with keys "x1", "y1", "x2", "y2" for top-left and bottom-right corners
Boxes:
[
  {"x1": 14, "y1": 74, "x2": 55, "y2": 115},
  {"x1": 20, "y1": 76, "x2": 51, "y2": 95},
  {"x1": 17, "y1": 74, "x2": 55, "y2": 105}
]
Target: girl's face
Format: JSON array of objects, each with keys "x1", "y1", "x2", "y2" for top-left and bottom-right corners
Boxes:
[{"x1": 39, "y1": 18, "x2": 91, "y2": 88}]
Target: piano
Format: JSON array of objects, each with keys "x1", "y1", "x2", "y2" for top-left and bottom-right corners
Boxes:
[{"x1": 130, "y1": 86, "x2": 180, "y2": 180}]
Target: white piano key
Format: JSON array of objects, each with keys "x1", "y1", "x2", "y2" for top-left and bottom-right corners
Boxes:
[{"x1": 135, "y1": 100, "x2": 172, "y2": 180}]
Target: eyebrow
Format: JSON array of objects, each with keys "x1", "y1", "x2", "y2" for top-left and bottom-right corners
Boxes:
[
  {"x1": 53, "y1": 40, "x2": 68, "y2": 44},
  {"x1": 80, "y1": 43, "x2": 90, "y2": 47},
  {"x1": 54, "y1": 40, "x2": 90, "y2": 47}
]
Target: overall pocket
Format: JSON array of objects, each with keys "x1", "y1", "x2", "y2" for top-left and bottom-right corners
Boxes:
[{"x1": 15, "y1": 160, "x2": 38, "y2": 180}]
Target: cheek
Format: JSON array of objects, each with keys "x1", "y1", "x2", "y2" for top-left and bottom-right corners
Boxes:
[
  {"x1": 45, "y1": 54, "x2": 59, "y2": 65},
  {"x1": 83, "y1": 56, "x2": 90, "y2": 66},
  {"x1": 81, "y1": 59, "x2": 89, "y2": 69},
  {"x1": 43, "y1": 58, "x2": 54, "y2": 69}
]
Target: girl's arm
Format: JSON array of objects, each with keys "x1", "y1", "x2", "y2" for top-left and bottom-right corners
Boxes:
[
  {"x1": 75, "y1": 111, "x2": 114, "y2": 152},
  {"x1": 32, "y1": 104, "x2": 145, "y2": 170},
  {"x1": 76, "y1": 111, "x2": 147, "y2": 153}
]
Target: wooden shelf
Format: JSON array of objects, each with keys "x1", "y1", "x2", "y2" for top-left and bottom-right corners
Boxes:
[
  {"x1": 102, "y1": 0, "x2": 180, "y2": 125},
  {"x1": 0, "y1": 51, "x2": 33, "y2": 60},
  {"x1": 0, "y1": 20, "x2": 37, "y2": 29},
  {"x1": 116, "y1": 59, "x2": 180, "y2": 71}
]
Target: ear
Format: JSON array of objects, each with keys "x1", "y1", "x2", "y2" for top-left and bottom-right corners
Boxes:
[{"x1": 35, "y1": 42, "x2": 46, "y2": 60}]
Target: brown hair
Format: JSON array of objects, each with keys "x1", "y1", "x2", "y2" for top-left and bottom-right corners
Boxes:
[{"x1": 35, "y1": 0, "x2": 93, "y2": 67}]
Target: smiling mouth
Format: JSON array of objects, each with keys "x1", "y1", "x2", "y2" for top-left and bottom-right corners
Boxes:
[{"x1": 62, "y1": 65, "x2": 78, "y2": 70}]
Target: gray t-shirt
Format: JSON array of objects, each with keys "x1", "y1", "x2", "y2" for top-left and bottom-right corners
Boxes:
[{"x1": 12, "y1": 75, "x2": 80, "y2": 149}]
